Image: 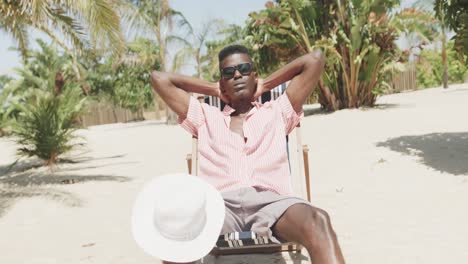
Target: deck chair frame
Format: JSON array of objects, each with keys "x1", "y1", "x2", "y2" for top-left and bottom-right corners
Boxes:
[{"x1": 185, "y1": 85, "x2": 311, "y2": 258}]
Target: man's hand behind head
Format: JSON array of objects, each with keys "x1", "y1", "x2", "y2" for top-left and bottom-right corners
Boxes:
[
  {"x1": 217, "y1": 82, "x2": 230, "y2": 104},
  {"x1": 253, "y1": 78, "x2": 264, "y2": 101}
]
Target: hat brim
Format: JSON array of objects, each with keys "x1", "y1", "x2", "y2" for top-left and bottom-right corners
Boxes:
[{"x1": 131, "y1": 174, "x2": 225, "y2": 263}]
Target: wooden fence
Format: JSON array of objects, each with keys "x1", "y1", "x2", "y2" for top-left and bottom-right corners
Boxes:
[
  {"x1": 391, "y1": 63, "x2": 417, "y2": 92},
  {"x1": 80, "y1": 102, "x2": 146, "y2": 127}
]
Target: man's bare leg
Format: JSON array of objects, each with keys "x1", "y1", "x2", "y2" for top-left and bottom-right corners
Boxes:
[{"x1": 272, "y1": 203, "x2": 345, "y2": 264}]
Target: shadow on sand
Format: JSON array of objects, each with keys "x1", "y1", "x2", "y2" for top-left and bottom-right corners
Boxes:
[
  {"x1": 0, "y1": 154, "x2": 130, "y2": 176},
  {"x1": 303, "y1": 103, "x2": 403, "y2": 117},
  {"x1": 376, "y1": 132, "x2": 468, "y2": 176},
  {"x1": 365, "y1": 103, "x2": 403, "y2": 110},
  {"x1": 0, "y1": 156, "x2": 131, "y2": 218}
]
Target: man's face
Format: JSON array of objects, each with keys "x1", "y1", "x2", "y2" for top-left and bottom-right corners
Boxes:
[{"x1": 219, "y1": 53, "x2": 257, "y2": 104}]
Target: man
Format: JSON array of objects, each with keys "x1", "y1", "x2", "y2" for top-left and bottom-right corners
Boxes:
[{"x1": 151, "y1": 45, "x2": 345, "y2": 264}]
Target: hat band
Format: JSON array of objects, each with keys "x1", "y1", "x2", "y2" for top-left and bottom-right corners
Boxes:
[{"x1": 157, "y1": 212, "x2": 207, "y2": 242}]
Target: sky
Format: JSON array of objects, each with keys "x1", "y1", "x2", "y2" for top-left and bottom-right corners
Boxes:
[{"x1": 0, "y1": 0, "x2": 418, "y2": 76}]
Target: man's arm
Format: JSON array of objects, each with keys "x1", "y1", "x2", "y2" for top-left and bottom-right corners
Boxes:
[
  {"x1": 150, "y1": 71, "x2": 220, "y2": 120},
  {"x1": 260, "y1": 50, "x2": 325, "y2": 113}
]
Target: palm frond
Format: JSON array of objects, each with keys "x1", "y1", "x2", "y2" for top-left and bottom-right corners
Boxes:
[
  {"x1": 27, "y1": 0, "x2": 53, "y2": 24},
  {"x1": 86, "y1": 0, "x2": 125, "y2": 55},
  {"x1": 33, "y1": 23, "x2": 76, "y2": 56},
  {"x1": 1, "y1": 0, "x2": 126, "y2": 59},
  {"x1": 47, "y1": 6, "x2": 88, "y2": 52},
  {"x1": 171, "y1": 48, "x2": 194, "y2": 72},
  {"x1": 166, "y1": 35, "x2": 191, "y2": 47},
  {"x1": 119, "y1": 0, "x2": 158, "y2": 39},
  {"x1": 1, "y1": 15, "x2": 30, "y2": 59},
  {"x1": 172, "y1": 10, "x2": 193, "y2": 38}
]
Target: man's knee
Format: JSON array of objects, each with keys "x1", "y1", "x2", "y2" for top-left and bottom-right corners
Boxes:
[
  {"x1": 308, "y1": 207, "x2": 331, "y2": 230},
  {"x1": 302, "y1": 207, "x2": 335, "y2": 244}
]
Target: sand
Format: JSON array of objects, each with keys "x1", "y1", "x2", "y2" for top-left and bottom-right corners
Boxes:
[{"x1": 1, "y1": 83, "x2": 467, "y2": 264}]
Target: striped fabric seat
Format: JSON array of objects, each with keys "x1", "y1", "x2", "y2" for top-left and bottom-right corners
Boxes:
[{"x1": 216, "y1": 231, "x2": 274, "y2": 248}]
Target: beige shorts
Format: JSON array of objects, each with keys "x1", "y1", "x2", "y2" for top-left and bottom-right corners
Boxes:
[{"x1": 220, "y1": 187, "x2": 311, "y2": 243}]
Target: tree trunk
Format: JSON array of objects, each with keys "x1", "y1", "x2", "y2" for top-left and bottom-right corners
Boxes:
[
  {"x1": 441, "y1": 26, "x2": 449, "y2": 89},
  {"x1": 54, "y1": 72, "x2": 64, "y2": 95},
  {"x1": 165, "y1": 106, "x2": 178, "y2": 124},
  {"x1": 81, "y1": 84, "x2": 90, "y2": 96},
  {"x1": 317, "y1": 79, "x2": 338, "y2": 111}
]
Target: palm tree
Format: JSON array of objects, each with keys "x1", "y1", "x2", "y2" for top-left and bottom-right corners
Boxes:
[
  {"x1": 434, "y1": 0, "x2": 467, "y2": 60},
  {"x1": 170, "y1": 19, "x2": 225, "y2": 78},
  {"x1": 440, "y1": 10, "x2": 449, "y2": 89},
  {"x1": 392, "y1": 8, "x2": 438, "y2": 58},
  {"x1": 5, "y1": 41, "x2": 88, "y2": 165},
  {"x1": 0, "y1": 0, "x2": 125, "y2": 59},
  {"x1": 415, "y1": 0, "x2": 451, "y2": 88},
  {"x1": 11, "y1": 85, "x2": 87, "y2": 166},
  {"x1": 122, "y1": 0, "x2": 191, "y2": 124}
]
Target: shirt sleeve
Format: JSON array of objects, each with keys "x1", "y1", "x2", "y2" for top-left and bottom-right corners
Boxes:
[
  {"x1": 276, "y1": 93, "x2": 304, "y2": 135},
  {"x1": 178, "y1": 96, "x2": 205, "y2": 137}
]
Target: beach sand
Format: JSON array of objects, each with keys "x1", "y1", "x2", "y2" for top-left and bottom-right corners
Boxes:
[{"x1": 1, "y1": 84, "x2": 467, "y2": 264}]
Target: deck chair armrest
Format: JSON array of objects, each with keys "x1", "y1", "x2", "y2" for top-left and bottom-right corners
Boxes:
[
  {"x1": 302, "y1": 145, "x2": 311, "y2": 202},
  {"x1": 186, "y1": 154, "x2": 192, "y2": 175},
  {"x1": 188, "y1": 137, "x2": 198, "y2": 176}
]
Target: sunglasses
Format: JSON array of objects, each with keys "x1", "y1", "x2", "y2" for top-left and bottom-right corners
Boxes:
[{"x1": 220, "y1": 62, "x2": 253, "y2": 80}]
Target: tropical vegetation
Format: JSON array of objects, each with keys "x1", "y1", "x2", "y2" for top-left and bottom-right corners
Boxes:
[
  {"x1": 2, "y1": 40, "x2": 87, "y2": 165},
  {"x1": 86, "y1": 38, "x2": 160, "y2": 115},
  {"x1": 0, "y1": 0, "x2": 465, "y2": 165},
  {"x1": 0, "y1": 0, "x2": 125, "y2": 58},
  {"x1": 416, "y1": 41, "x2": 468, "y2": 88},
  {"x1": 243, "y1": 0, "x2": 455, "y2": 110},
  {"x1": 11, "y1": 86, "x2": 86, "y2": 165},
  {"x1": 434, "y1": 0, "x2": 468, "y2": 59},
  {"x1": 122, "y1": 0, "x2": 192, "y2": 124}
]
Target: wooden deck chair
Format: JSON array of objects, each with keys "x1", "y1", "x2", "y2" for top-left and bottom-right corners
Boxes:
[{"x1": 186, "y1": 84, "x2": 311, "y2": 262}]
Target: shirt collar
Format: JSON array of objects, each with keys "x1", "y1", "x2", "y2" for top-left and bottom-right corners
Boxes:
[
  {"x1": 222, "y1": 104, "x2": 236, "y2": 116},
  {"x1": 222, "y1": 101, "x2": 263, "y2": 116},
  {"x1": 221, "y1": 101, "x2": 263, "y2": 127}
]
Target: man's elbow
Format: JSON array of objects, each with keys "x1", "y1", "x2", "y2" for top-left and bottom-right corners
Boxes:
[
  {"x1": 150, "y1": 71, "x2": 169, "y2": 93},
  {"x1": 306, "y1": 50, "x2": 325, "y2": 69}
]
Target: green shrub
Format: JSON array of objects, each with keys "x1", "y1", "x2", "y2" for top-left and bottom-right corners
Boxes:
[
  {"x1": 113, "y1": 66, "x2": 154, "y2": 113},
  {"x1": 417, "y1": 41, "x2": 468, "y2": 88},
  {"x1": 0, "y1": 76, "x2": 15, "y2": 136},
  {"x1": 11, "y1": 86, "x2": 87, "y2": 165}
]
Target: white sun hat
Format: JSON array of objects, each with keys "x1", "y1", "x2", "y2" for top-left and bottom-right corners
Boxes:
[{"x1": 131, "y1": 173, "x2": 225, "y2": 263}]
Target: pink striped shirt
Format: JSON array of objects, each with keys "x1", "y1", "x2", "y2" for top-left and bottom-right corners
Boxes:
[{"x1": 179, "y1": 94, "x2": 303, "y2": 195}]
